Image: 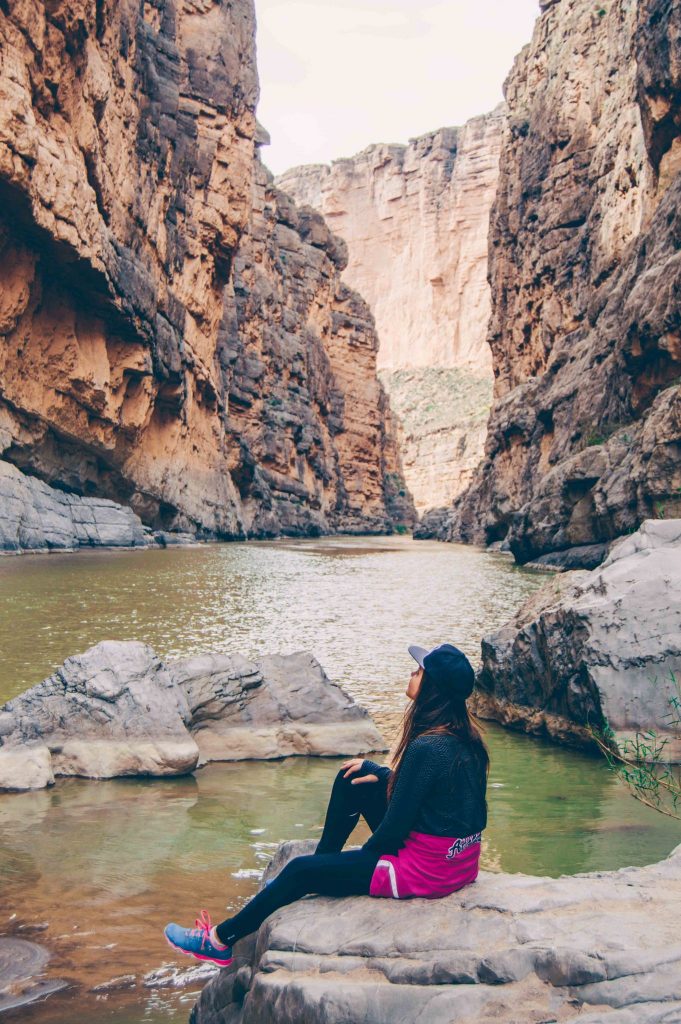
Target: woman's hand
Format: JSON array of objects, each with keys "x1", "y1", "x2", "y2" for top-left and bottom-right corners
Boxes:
[{"x1": 341, "y1": 758, "x2": 379, "y2": 784}]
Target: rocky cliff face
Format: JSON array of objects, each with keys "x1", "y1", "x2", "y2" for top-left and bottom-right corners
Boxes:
[
  {"x1": 277, "y1": 114, "x2": 504, "y2": 513},
  {"x1": 0, "y1": 0, "x2": 411, "y2": 539},
  {"x1": 277, "y1": 115, "x2": 504, "y2": 374},
  {"x1": 474, "y1": 518, "x2": 681, "y2": 759},
  {"x1": 439, "y1": 0, "x2": 681, "y2": 565}
]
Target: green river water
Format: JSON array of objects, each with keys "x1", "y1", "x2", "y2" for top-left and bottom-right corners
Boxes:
[{"x1": 0, "y1": 537, "x2": 679, "y2": 1023}]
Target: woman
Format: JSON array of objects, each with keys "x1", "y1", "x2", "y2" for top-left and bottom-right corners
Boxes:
[{"x1": 164, "y1": 642, "x2": 489, "y2": 967}]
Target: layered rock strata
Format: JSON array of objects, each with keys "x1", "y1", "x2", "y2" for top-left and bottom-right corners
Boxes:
[
  {"x1": 474, "y1": 519, "x2": 681, "y2": 758},
  {"x1": 437, "y1": 0, "x2": 681, "y2": 565},
  {"x1": 0, "y1": 0, "x2": 411, "y2": 541},
  {"x1": 192, "y1": 837, "x2": 681, "y2": 1024},
  {"x1": 221, "y1": 164, "x2": 414, "y2": 535},
  {"x1": 277, "y1": 114, "x2": 504, "y2": 374},
  {"x1": 277, "y1": 114, "x2": 504, "y2": 513},
  {"x1": 0, "y1": 641, "x2": 385, "y2": 791},
  {"x1": 0, "y1": 458, "x2": 151, "y2": 551},
  {"x1": 379, "y1": 368, "x2": 493, "y2": 514}
]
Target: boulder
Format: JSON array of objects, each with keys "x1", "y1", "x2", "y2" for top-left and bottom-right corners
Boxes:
[
  {"x1": 0, "y1": 642, "x2": 199, "y2": 788},
  {"x1": 474, "y1": 519, "x2": 681, "y2": 757},
  {"x1": 0, "y1": 642, "x2": 384, "y2": 791},
  {"x1": 172, "y1": 651, "x2": 385, "y2": 762},
  {"x1": 191, "y1": 838, "x2": 681, "y2": 1024}
]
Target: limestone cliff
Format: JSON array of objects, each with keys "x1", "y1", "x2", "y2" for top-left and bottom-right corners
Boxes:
[
  {"x1": 0, "y1": 0, "x2": 411, "y2": 539},
  {"x1": 438, "y1": 0, "x2": 681, "y2": 565},
  {"x1": 277, "y1": 114, "x2": 503, "y2": 513}
]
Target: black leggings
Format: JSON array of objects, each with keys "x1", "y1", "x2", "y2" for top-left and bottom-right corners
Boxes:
[{"x1": 215, "y1": 768, "x2": 388, "y2": 946}]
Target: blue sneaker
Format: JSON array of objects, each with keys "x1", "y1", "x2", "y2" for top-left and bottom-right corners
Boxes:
[{"x1": 164, "y1": 910, "x2": 233, "y2": 968}]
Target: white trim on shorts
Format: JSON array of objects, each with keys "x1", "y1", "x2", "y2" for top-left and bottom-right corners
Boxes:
[{"x1": 376, "y1": 859, "x2": 399, "y2": 899}]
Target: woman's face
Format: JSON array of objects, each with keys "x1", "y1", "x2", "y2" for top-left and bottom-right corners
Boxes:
[{"x1": 406, "y1": 665, "x2": 424, "y2": 701}]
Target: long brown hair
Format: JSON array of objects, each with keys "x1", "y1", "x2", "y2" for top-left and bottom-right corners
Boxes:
[{"x1": 387, "y1": 669, "x2": 489, "y2": 797}]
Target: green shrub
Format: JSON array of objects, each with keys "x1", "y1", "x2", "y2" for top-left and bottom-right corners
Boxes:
[{"x1": 590, "y1": 670, "x2": 681, "y2": 820}]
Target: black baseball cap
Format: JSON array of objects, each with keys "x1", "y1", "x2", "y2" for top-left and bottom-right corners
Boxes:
[{"x1": 408, "y1": 643, "x2": 475, "y2": 700}]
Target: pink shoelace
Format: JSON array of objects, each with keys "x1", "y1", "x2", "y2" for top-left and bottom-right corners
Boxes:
[{"x1": 190, "y1": 909, "x2": 214, "y2": 948}]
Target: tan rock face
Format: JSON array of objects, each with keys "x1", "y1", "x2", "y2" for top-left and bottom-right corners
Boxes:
[
  {"x1": 278, "y1": 115, "x2": 503, "y2": 374},
  {"x1": 442, "y1": 0, "x2": 681, "y2": 563},
  {"x1": 277, "y1": 113, "x2": 504, "y2": 512},
  {"x1": 0, "y1": 0, "x2": 410, "y2": 537},
  {"x1": 378, "y1": 368, "x2": 493, "y2": 515}
]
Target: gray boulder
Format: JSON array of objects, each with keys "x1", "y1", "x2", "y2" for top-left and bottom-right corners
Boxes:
[
  {"x1": 172, "y1": 650, "x2": 385, "y2": 762},
  {"x1": 0, "y1": 641, "x2": 199, "y2": 788},
  {"x1": 0, "y1": 459, "x2": 150, "y2": 552},
  {"x1": 0, "y1": 643, "x2": 385, "y2": 791},
  {"x1": 191, "y1": 838, "x2": 681, "y2": 1024},
  {"x1": 474, "y1": 519, "x2": 681, "y2": 758}
]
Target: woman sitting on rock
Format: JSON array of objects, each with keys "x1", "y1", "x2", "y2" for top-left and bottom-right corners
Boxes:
[{"x1": 164, "y1": 642, "x2": 489, "y2": 968}]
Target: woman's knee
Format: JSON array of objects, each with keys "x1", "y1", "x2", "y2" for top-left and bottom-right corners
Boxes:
[
  {"x1": 274, "y1": 854, "x2": 318, "y2": 898},
  {"x1": 277, "y1": 854, "x2": 315, "y2": 883}
]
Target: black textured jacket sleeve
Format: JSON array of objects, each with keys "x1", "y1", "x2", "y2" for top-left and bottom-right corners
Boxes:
[
  {"x1": 361, "y1": 739, "x2": 435, "y2": 854},
  {"x1": 360, "y1": 759, "x2": 392, "y2": 784}
]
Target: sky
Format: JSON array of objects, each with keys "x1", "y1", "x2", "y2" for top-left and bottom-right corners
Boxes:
[{"x1": 255, "y1": 0, "x2": 542, "y2": 175}]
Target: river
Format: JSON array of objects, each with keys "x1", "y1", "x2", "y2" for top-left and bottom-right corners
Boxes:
[{"x1": 1, "y1": 537, "x2": 679, "y2": 1023}]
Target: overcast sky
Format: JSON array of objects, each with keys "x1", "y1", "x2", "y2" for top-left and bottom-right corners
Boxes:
[{"x1": 255, "y1": 0, "x2": 541, "y2": 175}]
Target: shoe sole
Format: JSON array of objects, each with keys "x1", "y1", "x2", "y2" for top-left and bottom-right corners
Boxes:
[{"x1": 165, "y1": 933, "x2": 234, "y2": 969}]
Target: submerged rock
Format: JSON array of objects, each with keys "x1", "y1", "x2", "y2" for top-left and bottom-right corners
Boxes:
[
  {"x1": 0, "y1": 642, "x2": 384, "y2": 791},
  {"x1": 475, "y1": 519, "x2": 681, "y2": 757},
  {"x1": 0, "y1": 937, "x2": 67, "y2": 1013},
  {"x1": 191, "y1": 838, "x2": 681, "y2": 1024}
]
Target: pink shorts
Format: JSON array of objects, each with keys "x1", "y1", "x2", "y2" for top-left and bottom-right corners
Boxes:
[{"x1": 369, "y1": 830, "x2": 482, "y2": 900}]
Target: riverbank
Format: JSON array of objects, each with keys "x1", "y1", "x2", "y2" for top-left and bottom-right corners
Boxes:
[{"x1": 192, "y1": 837, "x2": 681, "y2": 1024}]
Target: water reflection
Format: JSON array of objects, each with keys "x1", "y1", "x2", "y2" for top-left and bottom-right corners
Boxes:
[{"x1": 0, "y1": 537, "x2": 541, "y2": 709}]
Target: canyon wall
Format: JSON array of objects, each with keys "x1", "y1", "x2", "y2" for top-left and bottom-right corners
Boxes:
[
  {"x1": 0, "y1": 0, "x2": 411, "y2": 540},
  {"x1": 277, "y1": 114, "x2": 504, "y2": 374},
  {"x1": 277, "y1": 114, "x2": 504, "y2": 513},
  {"x1": 436, "y1": 0, "x2": 681, "y2": 565}
]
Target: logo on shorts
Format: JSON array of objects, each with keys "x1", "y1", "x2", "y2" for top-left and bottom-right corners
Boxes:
[{"x1": 446, "y1": 832, "x2": 481, "y2": 860}]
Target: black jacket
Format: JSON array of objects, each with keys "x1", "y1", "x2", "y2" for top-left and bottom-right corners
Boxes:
[{"x1": 360, "y1": 733, "x2": 488, "y2": 855}]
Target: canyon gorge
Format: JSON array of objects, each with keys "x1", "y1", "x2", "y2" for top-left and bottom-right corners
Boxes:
[
  {"x1": 279, "y1": 0, "x2": 681, "y2": 565},
  {"x1": 0, "y1": 0, "x2": 412, "y2": 547},
  {"x1": 2, "y1": 2, "x2": 681, "y2": 1022},
  {"x1": 278, "y1": 113, "x2": 504, "y2": 514},
  {"x1": 2, "y1": 0, "x2": 678, "y2": 561}
]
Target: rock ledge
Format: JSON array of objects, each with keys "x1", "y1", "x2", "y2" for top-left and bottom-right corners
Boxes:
[{"x1": 192, "y1": 838, "x2": 681, "y2": 1024}]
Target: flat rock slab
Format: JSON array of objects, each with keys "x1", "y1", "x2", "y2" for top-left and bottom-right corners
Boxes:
[
  {"x1": 174, "y1": 650, "x2": 385, "y2": 761},
  {"x1": 191, "y1": 839, "x2": 681, "y2": 1024},
  {"x1": 0, "y1": 937, "x2": 66, "y2": 1013},
  {"x1": 0, "y1": 459, "x2": 150, "y2": 553}
]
